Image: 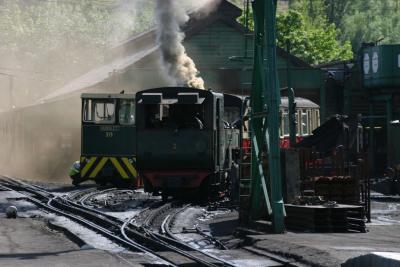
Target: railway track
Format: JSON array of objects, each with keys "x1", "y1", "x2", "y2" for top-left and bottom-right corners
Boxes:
[
  {"x1": 0, "y1": 177, "x2": 242, "y2": 267},
  {"x1": 66, "y1": 187, "x2": 100, "y2": 203},
  {"x1": 161, "y1": 205, "x2": 228, "y2": 250},
  {"x1": 68, "y1": 186, "x2": 158, "y2": 212},
  {"x1": 148, "y1": 202, "x2": 228, "y2": 250}
]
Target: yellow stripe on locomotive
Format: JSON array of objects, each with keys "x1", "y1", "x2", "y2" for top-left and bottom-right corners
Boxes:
[{"x1": 79, "y1": 156, "x2": 138, "y2": 180}]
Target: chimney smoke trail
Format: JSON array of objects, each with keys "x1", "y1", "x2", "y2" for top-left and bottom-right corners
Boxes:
[{"x1": 155, "y1": 0, "x2": 205, "y2": 89}]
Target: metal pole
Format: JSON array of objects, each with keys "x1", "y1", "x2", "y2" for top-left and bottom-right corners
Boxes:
[
  {"x1": 249, "y1": 0, "x2": 267, "y2": 222},
  {"x1": 249, "y1": 0, "x2": 284, "y2": 233},
  {"x1": 288, "y1": 88, "x2": 296, "y2": 147},
  {"x1": 368, "y1": 103, "x2": 375, "y2": 176},
  {"x1": 386, "y1": 96, "x2": 393, "y2": 165},
  {"x1": 264, "y1": 0, "x2": 285, "y2": 233},
  {"x1": 286, "y1": 41, "x2": 296, "y2": 147}
]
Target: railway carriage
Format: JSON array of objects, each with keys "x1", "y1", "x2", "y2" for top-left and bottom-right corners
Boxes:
[
  {"x1": 230, "y1": 96, "x2": 320, "y2": 151},
  {"x1": 279, "y1": 97, "x2": 320, "y2": 148}
]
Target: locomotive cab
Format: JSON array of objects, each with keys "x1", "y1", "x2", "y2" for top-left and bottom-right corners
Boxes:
[
  {"x1": 78, "y1": 93, "x2": 138, "y2": 186},
  {"x1": 136, "y1": 87, "x2": 225, "y2": 198}
]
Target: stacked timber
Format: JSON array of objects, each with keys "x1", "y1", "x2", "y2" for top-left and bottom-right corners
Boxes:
[
  {"x1": 285, "y1": 204, "x2": 365, "y2": 233},
  {"x1": 314, "y1": 176, "x2": 360, "y2": 204}
]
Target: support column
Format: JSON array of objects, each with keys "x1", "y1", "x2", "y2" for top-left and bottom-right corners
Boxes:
[
  {"x1": 288, "y1": 88, "x2": 296, "y2": 147},
  {"x1": 368, "y1": 103, "x2": 375, "y2": 175},
  {"x1": 249, "y1": 0, "x2": 266, "y2": 223},
  {"x1": 285, "y1": 41, "x2": 296, "y2": 147},
  {"x1": 248, "y1": 0, "x2": 284, "y2": 233},
  {"x1": 386, "y1": 96, "x2": 393, "y2": 165},
  {"x1": 264, "y1": 0, "x2": 284, "y2": 233}
]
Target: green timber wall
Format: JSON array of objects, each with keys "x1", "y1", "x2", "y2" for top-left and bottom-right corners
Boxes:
[{"x1": 185, "y1": 20, "x2": 324, "y2": 101}]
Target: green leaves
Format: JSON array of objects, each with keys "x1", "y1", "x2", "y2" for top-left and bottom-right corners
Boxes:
[
  {"x1": 340, "y1": 0, "x2": 400, "y2": 49},
  {"x1": 290, "y1": 0, "x2": 400, "y2": 53},
  {"x1": 238, "y1": 8, "x2": 353, "y2": 65},
  {"x1": 277, "y1": 11, "x2": 353, "y2": 65},
  {"x1": 240, "y1": 0, "x2": 400, "y2": 65}
]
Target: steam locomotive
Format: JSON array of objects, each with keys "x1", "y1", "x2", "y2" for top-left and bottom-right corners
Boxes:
[{"x1": 135, "y1": 87, "x2": 242, "y2": 199}]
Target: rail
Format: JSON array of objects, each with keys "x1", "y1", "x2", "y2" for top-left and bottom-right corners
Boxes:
[{"x1": 0, "y1": 177, "x2": 240, "y2": 267}]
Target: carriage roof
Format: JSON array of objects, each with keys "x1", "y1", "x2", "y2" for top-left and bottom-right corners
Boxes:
[{"x1": 281, "y1": 97, "x2": 319, "y2": 109}]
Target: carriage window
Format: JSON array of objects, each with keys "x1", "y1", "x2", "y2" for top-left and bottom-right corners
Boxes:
[
  {"x1": 301, "y1": 110, "x2": 308, "y2": 135},
  {"x1": 83, "y1": 99, "x2": 92, "y2": 121},
  {"x1": 307, "y1": 110, "x2": 313, "y2": 132},
  {"x1": 119, "y1": 100, "x2": 135, "y2": 125},
  {"x1": 282, "y1": 109, "x2": 289, "y2": 136},
  {"x1": 83, "y1": 99, "x2": 115, "y2": 124}
]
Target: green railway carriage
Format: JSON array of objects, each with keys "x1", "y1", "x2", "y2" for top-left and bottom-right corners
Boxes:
[{"x1": 78, "y1": 93, "x2": 138, "y2": 186}]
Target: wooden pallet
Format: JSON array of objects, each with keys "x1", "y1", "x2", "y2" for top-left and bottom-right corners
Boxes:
[{"x1": 285, "y1": 204, "x2": 366, "y2": 233}]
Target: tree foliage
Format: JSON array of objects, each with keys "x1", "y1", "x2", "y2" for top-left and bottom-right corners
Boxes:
[
  {"x1": 340, "y1": 0, "x2": 400, "y2": 49},
  {"x1": 239, "y1": 8, "x2": 353, "y2": 65},
  {"x1": 290, "y1": 0, "x2": 400, "y2": 51},
  {"x1": 277, "y1": 11, "x2": 352, "y2": 65}
]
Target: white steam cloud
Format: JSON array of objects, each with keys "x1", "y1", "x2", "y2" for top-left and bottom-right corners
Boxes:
[{"x1": 155, "y1": 0, "x2": 205, "y2": 89}]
